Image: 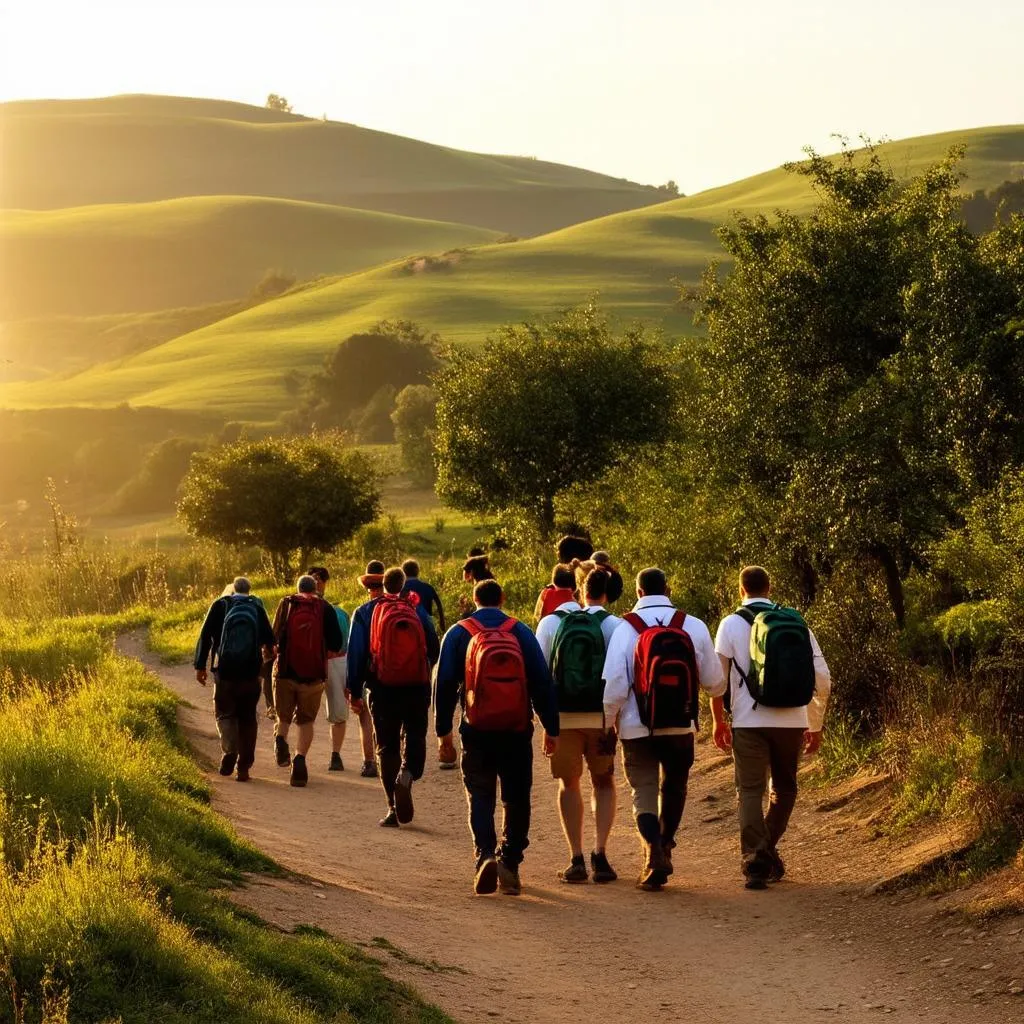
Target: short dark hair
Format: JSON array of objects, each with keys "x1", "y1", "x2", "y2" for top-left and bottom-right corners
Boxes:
[
  {"x1": 636, "y1": 567, "x2": 667, "y2": 596},
  {"x1": 740, "y1": 565, "x2": 771, "y2": 597},
  {"x1": 383, "y1": 567, "x2": 406, "y2": 595},
  {"x1": 365, "y1": 560, "x2": 385, "y2": 575},
  {"x1": 584, "y1": 568, "x2": 610, "y2": 601},
  {"x1": 306, "y1": 566, "x2": 329, "y2": 583},
  {"x1": 473, "y1": 579, "x2": 503, "y2": 607},
  {"x1": 467, "y1": 546, "x2": 486, "y2": 558},
  {"x1": 462, "y1": 554, "x2": 494, "y2": 582},
  {"x1": 551, "y1": 563, "x2": 576, "y2": 589},
  {"x1": 557, "y1": 534, "x2": 594, "y2": 563},
  {"x1": 297, "y1": 574, "x2": 318, "y2": 594},
  {"x1": 401, "y1": 559, "x2": 420, "y2": 578}
]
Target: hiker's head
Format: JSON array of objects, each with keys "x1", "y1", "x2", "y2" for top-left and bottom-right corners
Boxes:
[
  {"x1": 462, "y1": 554, "x2": 492, "y2": 583},
  {"x1": 383, "y1": 567, "x2": 406, "y2": 595},
  {"x1": 366, "y1": 560, "x2": 385, "y2": 575},
  {"x1": 592, "y1": 550, "x2": 613, "y2": 568},
  {"x1": 739, "y1": 565, "x2": 771, "y2": 599},
  {"x1": 473, "y1": 579, "x2": 504, "y2": 608},
  {"x1": 297, "y1": 575, "x2": 318, "y2": 595},
  {"x1": 636, "y1": 567, "x2": 669, "y2": 598},
  {"x1": 360, "y1": 560, "x2": 385, "y2": 595},
  {"x1": 556, "y1": 534, "x2": 594, "y2": 563},
  {"x1": 306, "y1": 566, "x2": 329, "y2": 595},
  {"x1": 232, "y1": 576, "x2": 251, "y2": 595},
  {"x1": 468, "y1": 546, "x2": 485, "y2": 558},
  {"x1": 583, "y1": 568, "x2": 611, "y2": 606},
  {"x1": 401, "y1": 559, "x2": 420, "y2": 579},
  {"x1": 551, "y1": 563, "x2": 576, "y2": 589}
]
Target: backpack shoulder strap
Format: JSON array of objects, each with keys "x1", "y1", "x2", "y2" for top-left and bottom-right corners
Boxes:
[
  {"x1": 669, "y1": 609, "x2": 687, "y2": 630},
  {"x1": 461, "y1": 617, "x2": 485, "y2": 638},
  {"x1": 734, "y1": 606, "x2": 756, "y2": 626},
  {"x1": 590, "y1": 609, "x2": 611, "y2": 623},
  {"x1": 499, "y1": 617, "x2": 518, "y2": 634},
  {"x1": 624, "y1": 612, "x2": 647, "y2": 635}
]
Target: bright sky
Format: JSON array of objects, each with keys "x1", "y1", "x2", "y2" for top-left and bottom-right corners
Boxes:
[{"x1": 2, "y1": 0, "x2": 1022, "y2": 194}]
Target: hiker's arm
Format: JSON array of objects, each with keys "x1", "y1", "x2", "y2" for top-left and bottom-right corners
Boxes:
[
  {"x1": 601, "y1": 626, "x2": 631, "y2": 725},
  {"x1": 193, "y1": 600, "x2": 221, "y2": 672},
  {"x1": 271, "y1": 600, "x2": 288, "y2": 645},
  {"x1": 432, "y1": 589, "x2": 447, "y2": 633},
  {"x1": 534, "y1": 615, "x2": 556, "y2": 665},
  {"x1": 434, "y1": 625, "x2": 466, "y2": 737},
  {"x1": 518, "y1": 625, "x2": 559, "y2": 737},
  {"x1": 711, "y1": 668, "x2": 732, "y2": 753},
  {"x1": 257, "y1": 606, "x2": 276, "y2": 650},
  {"x1": 807, "y1": 630, "x2": 832, "y2": 736},
  {"x1": 418, "y1": 605, "x2": 441, "y2": 666},
  {"x1": 345, "y1": 610, "x2": 369, "y2": 701},
  {"x1": 694, "y1": 620, "x2": 726, "y2": 698}
]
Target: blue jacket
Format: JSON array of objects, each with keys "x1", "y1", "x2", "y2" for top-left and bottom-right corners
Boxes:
[
  {"x1": 434, "y1": 608, "x2": 560, "y2": 739},
  {"x1": 403, "y1": 576, "x2": 446, "y2": 628},
  {"x1": 346, "y1": 595, "x2": 440, "y2": 698}
]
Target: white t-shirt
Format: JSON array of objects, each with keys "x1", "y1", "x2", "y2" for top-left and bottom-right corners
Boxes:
[{"x1": 714, "y1": 598, "x2": 831, "y2": 731}]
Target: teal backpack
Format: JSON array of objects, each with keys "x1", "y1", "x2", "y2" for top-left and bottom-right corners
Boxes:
[
  {"x1": 550, "y1": 610, "x2": 610, "y2": 713},
  {"x1": 217, "y1": 596, "x2": 263, "y2": 681},
  {"x1": 733, "y1": 602, "x2": 816, "y2": 708}
]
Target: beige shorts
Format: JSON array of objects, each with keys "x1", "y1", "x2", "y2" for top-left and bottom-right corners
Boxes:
[
  {"x1": 273, "y1": 672, "x2": 325, "y2": 726},
  {"x1": 549, "y1": 727, "x2": 616, "y2": 783},
  {"x1": 325, "y1": 656, "x2": 350, "y2": 724}
]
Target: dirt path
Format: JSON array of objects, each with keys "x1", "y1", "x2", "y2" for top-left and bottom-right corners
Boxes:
[{"x1": 123, "y1": 635, "x2": 1024, "y2": 1024}]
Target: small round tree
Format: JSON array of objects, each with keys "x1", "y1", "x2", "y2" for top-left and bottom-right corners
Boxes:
[{"x1": 177, "y1": 435, "x2": 379, "y2": 578}]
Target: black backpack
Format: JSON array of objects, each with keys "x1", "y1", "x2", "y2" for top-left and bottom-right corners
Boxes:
[{"x1": 217, "y1": 597, "x2": 263, "y2": 681}]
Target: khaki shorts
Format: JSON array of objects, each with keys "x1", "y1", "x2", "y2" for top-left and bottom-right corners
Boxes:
[
  {"x1": 549, "y1": 727, "x2": 616, "y2": 783},
  {"x1": 273, "y1": 671, "x2": 325, "y2": 726},
  {"x1": 325, "y1": 656, "x2": 350, "y2": 724}
]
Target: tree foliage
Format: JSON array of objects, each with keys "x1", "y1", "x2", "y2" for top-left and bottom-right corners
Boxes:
[
  {"x1": 177, "y1": 435, "x2": 379, "y2": 578},
  {"x1": 434, "y1": 305, "x2": 678, "y2": 537},
  {"x1": 392, "y1": 385, "x2": 437, "y2": 487},
  {"x1": 265, "y1": 93, "x2": 293, "y2": 113}
]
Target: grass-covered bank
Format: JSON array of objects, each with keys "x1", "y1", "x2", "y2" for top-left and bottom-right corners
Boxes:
[{"x1": 0, "y1": 619, "x2": 450, "y2": 1023}]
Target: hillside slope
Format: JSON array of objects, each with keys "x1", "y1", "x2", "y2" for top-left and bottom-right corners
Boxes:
[
  {"x1": 4, "y1": 125, "x2": 1022, "y2": 422},
  {"x1": 0, "y1": 94, "x2": 663, "y2": 235}
]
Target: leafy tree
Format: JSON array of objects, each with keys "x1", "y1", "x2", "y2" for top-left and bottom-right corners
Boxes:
[
  {"x1": 687, "y1": 143, "x2": 1024, "y2": 625},
  {"x1": 657, "y1": 180, "x2": 681, "y2": 196},
  {"x1": 177, "y1": 435, "x2": 379, "y2": 578},
  {"x1": 392, "y1": 385, "x2": 437, "y2": 486},
  {"x1": 434, "y1": 305, "x2": 678, "y2": 538},
  {"x1": 265, "y1": 93, "x2": 293, "y2": 113}
]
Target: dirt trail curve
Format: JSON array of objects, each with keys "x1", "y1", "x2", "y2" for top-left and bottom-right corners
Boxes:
[{"x1": 121, "y1": 635, "x2": 1024, "y2": 1024}]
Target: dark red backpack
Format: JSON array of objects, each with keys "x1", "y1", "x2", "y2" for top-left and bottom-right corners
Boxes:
[
  {"x1": 539, "y1": 586, "x2": 576, "y2": 619},
  {"x1": 281, "y1": 594, "x2": 327, "y2": 683},
  {"x1": 624, "y1": 609, "x2": 700, "y2": 732},
  {"x1": 369, "y1": 594, "x2": 429, "y2": 685},
  {"x1": 462, "y1": 617, "x2": 530, "y2": 731}
]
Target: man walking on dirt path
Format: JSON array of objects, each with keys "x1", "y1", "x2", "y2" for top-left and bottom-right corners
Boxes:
[
  {"x1": 603, "y1": 567, "x2": 725, "y2": 891},
  {"x1": 712, "y1": 565, "x2": 832, "y2": 889},
  {"x1": 352, "y1": 561, "x2": 386, "y2": 777},
  {"x1": 435, "y1": 579, "x2": 560, "y2": 896},
  {"x1": 271, "y1": 575, "x2": 345, "y2": 787},
  {"x1": 401, "y1": 559, "x2": 447, "y2": 634},
  {"x1": 194, "y1": 576, "x2": 275, "y2": 782},
  {"x1": 307, "y1": 567, "x2": 351, "y2": 772},
  {"x1": 536, "y1": 566, "x2": 622, "y2": 884},
  {"x1": 347, "y1": 566, "x2": 440, "y2": 826}
]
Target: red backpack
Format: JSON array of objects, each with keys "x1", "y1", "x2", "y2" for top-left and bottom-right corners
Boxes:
[
  {"x1": 369, "y1": 594, "x2": 429, "y2": 685},
  {"x1": 462, "y1": 617, "x2": 530, "y2": 731},
  {"x1": 624, "y1": 609, "x2": 700, "y2": 732},
  {"x1": 539, "y1": 586, "x2": 577, "y2": 619},
  {"x1": 281, "y1": 594, "x2": 327, "y2": 683}
]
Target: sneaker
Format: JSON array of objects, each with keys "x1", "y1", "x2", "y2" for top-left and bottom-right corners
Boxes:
[
  {"x1": 360, "y1": 760, "x2": 378, "y2": 778},
  {"x1": 590, "y1": 850, "x2": 618, "y2": 884},
  {"x1": 438, "y1": 734, "x2": 458, "y2": 770},
  {"x1": 274, "y1": 735, "x2": 290, "y2": 768},
  {"x1": 559, "y1": 856, "x2": 588, "y2": 884},
  {"x1": 219, "y1": 753, "x2": 237, "y2": 777},
  {"x1": 497, "y1": 859, "x2": 521, "y2": 896},
  {"x1": 289, "y1": 754, "x2": 308, "y2": 788},
  {"x1": 236, "y1": 766, "x2": 251, "y2": 783},
  {"x1": 379, "y1": 809, "x2": 399, "y2": 828},
  {"x1": 328, "y1": 751, "x2": 344, "y2": 772},
  {"x1": 767, "y1": 848, "x2": 786, "y2": 883},
  {"x1": 393, "y1": 769, "x2": 414, "y2": 824},
  {"x1": 474, "y1": 856, "x2": 498, "y2": 895}
]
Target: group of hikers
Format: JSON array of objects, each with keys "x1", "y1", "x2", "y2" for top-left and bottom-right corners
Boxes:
[{"x1": 194, "y1": 536, "x2": 831, "y2": 894}]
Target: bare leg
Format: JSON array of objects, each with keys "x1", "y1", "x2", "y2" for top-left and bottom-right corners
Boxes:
[
  {"x1": 592, "y1": 774, "x2": 617, "y2": 853},
  {"x1": 359, "y1": 704, "x2": 375, "y2": 762},
  {"x1": 557, "y1": 778, "x2": 585, "y2": 859},
  {"x1": 331, "y1": 720, "x2": 347, "y2": 754},
  {"x1": 295, "y1": 722, "x2": 314, "y2": 756}
]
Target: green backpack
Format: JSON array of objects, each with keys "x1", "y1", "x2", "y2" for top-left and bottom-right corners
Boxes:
[
  {"x1": 550, "y1": 609, "x2": 610, "y2": 713},
  {"x1": 734, "y1": 602, "x2": 816, "y2": 708}
]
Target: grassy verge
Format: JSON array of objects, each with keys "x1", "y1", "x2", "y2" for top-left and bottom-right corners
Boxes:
[{"x1": 0, "y1": 621, "x2": 450, "y2": 1023}]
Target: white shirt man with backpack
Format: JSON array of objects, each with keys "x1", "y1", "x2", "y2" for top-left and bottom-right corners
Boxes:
[
  {"x1": 535, "y1": 566, "x2": 621, "y2": 885},
  {"x1": 602, "y1": 567, "x2": 725, "y2": 891},
  {"x1": 712, "y1": 565, "x2": 831, "y2": 889}
]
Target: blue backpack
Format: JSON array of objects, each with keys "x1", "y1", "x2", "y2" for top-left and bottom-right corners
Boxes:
[{"x1": 217, "y1": 597, "x2": 262, "y2": 681}]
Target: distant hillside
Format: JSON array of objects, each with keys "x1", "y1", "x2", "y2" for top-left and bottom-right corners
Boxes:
[
  {"x1": 0, "y1": 94, "x2": 663, "y2": 236},
  {"x1": 3, "y1": 124, "x2": 1022, "y2": 422}
]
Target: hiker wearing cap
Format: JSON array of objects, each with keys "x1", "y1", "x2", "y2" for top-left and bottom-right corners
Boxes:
[
  {"x1": 270, "y1": 575, "x2": 345, "y2": 787},
  {"x1": 435, "y1": 579, "x2": 560, "y2": 896},
  {"x1": 712, "y1": 565, "x2": 832, "y2": 889},
  {"x1": 193, "y1": 577, "x2": 275, "y2": 782},
  {"x1": 602, "y1": 567, "x2": 726, "y2": 891},
  {"x1": 347, "y1": 566, "x2": 440, "y2": 826},
  {"x1": 307, "y1": 567, "x2": 351, "y2": 772},
  {"x1": 351, "y1": 561, "x2": 386, "y2": 777},
  {"x1": 535, "y1": 566, "x2": 621, "y2": 884}
]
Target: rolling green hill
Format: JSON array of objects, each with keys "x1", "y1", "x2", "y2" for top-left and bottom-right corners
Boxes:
[
  {"x1": 0, "y1": 94, "x2": 663, "y2": 235},
  {"x1": 3, "y1": 125, "x2": 1022, "y2": 422},
  {"x1": 0, "y1": 195, "x2": 502, "y2": 318}
]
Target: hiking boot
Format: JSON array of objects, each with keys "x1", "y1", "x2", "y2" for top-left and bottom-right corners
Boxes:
[
  {"x1": 289, "y1": 754, "x2": 308, "y2": 788},
  {"x1": 236, "y1": 766, "x2": 251, "y2": 782},
  {"x1": 590, "y1": 850, "x2": 618, "y2": 884},
  {"x1": 638, "y1": 839, "x2": 670, "y2": 891},
  {"x1": 744, "y1": 875, "x2": 768, "y2": 891},
  {"x1": 559, "y1": 856, "x2": 589, "y2": 884},
  {"x1": 393, "y1": 769, "x2": 414, "y2": 824},
  {"x1": 438, "y1": 734, "x2": 458, "y2": 770},
  {"x1": 767, "y1": 848, "x2": 786, "y2": 883},
  {"x1": 274, "y1": 735, "x2": 291, "y2": 767},
  {"x1": 379, "y1": 809, "x2": 400, "y2": 828},
  {"x1": 497, "y1": 859, "x2": 521, "y2": 896},
  {"x1": 474, "y1": 856, "x2": 498, "y2": 895},
  {"x1": 662, "y1": 838, "x2": 676, "y2": 877},
  {"x1": 360, "y1": 760, "x2": 378, "y2": 778},
  {"x1": 219, "y1": 753, "x2": 237, "y2": 777},
  {"x1": 328, "y1": 751, "x2": 344, "y2": 772}
]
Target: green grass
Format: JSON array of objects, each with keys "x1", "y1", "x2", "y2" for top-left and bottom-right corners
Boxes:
[{"x1": 6, "y1": 125, "x2": 1021, "y2": 422}]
